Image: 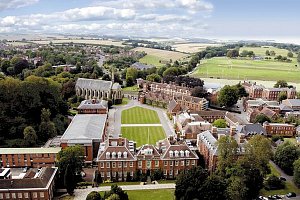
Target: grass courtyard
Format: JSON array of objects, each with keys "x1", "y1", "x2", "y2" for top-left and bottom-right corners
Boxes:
[
  {"x1": 121, "y1": 106, "x2": 160, "y2": 124},
  {"x1": 100, "y1": 189, "x2": 174, "y2": 200},
  {"x1": 192, "y1": 56, "x2": 300, "y2": 83},
  {"x1": 121, "y1": 126, "x2": 165, "y2": 147}
]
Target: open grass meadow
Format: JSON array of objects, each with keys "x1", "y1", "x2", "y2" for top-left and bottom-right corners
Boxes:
[
  {"x1": 100, "y1": 189, "x2": 175, "y2": 200},
  {"x1": 121, "y1": 126, "x2": 166, "y2": 147},
  {"x1": 139, "y1": 54, "x2": 165, "y2": 67},
  {"x1": 30, "y1": 39, "x2": 125, "y2": 47},
  {"x1": 240, "y1": 46, "x2": 291, "y2": 57},
  {"x1": 192, "y1": 57, "x2": 300, "y2": 83},
  {"x1": 173, "y1": 43, "x2": 221, "y2": 53},
  {"x1": 121, "y1": 106, "x2": 160, "y2": 124}
]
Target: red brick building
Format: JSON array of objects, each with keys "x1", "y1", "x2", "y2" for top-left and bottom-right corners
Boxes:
[
  {"x1": 0, "y1": 167, "x2": 57, "y2": 200},
  {"x1": 263, "y1": 122, "x2": 296, "y2": 137},
  {"x1": 97, "y1": 138, "x2": 198, "y2": 180},
  {"x1": 0, "y1": 148, "x2": 61, "y2": 168},
  {"x1": 77, "y1": 99, "x2": 108, "y2": 114}
]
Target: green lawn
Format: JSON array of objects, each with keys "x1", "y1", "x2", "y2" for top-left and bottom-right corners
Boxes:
[
  {"x1": 260, "y1": 182, "x2": 300, "y2": 196},
  {"x1": 240, "y1": 46, "x2": 291, "y2": 57},
  {"x1": 192, "y1": 57, "x2": 300, "y2": 83},
  {"x1": 121, "y1": 126, "x2": 166, "y2": 147},
  {"x1": 123, "y1": 85, "x2": 140, "y2": 92},
  {"x1": 100, "y1": 189, "x2": 174, "y2": 200},
  {"x1": 115, "y1": 98, "x2": 129, "y2": 106},
  {"x1": 139, "y1": 55, "x2": 165, "y2": 67},
  {"x1": 121, "y1": 107, "x2": 160, "y2": 124}
]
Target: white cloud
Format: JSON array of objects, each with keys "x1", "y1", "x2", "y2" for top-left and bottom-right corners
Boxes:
[
  {"x1": 0, "y1": 0, "x2": 213, "y2": 38},
  {"x1": 0, "y1": 0, "x2": 39, "y2": 11}
]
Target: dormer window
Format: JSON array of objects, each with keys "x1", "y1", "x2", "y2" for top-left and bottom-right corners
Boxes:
[
  {"x1": 112, "y1": 152, "x2": 116, "y2": 159},
  {"x1": 117, "y1": 152, "x2": 122, "y2": 158},
  {"x1": 106, "y1": 152, "x2": 110, "y2": 159}
]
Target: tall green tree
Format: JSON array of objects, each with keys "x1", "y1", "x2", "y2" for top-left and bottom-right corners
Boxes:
[
  {"x1": 278, "y1": 91, "x2": 287, "y2": 102},
  {"x1": 39, "y1": 108, "x2": 57, "y2": 142},
  {"x1": 293, "y1": 158, "x2": 300, "y2": 187},
  {"x1": 226, "y1": 176, "x2": 248, "y2": 200},
  {"x1": 254, "y1": 114, "x2": 271, "y2": 124},
  {"x1": 201, "y1": 175, "x2": 227, "y2": 200},
  {"x1": 218, "y1": 85, "x2": 239, "y2": 107},
  {"x1": 216, "y1": 136, "x2": 239, "y2": 177},
  {"x1": 212, "y1": 119, "x2": 227, "y2": 128},
  {"x1": 274, "y1": 142, "x2": 300, "y2": 175},
  {"x1": 287, "y1": 51, "x2": 294, "y2": 58},
  {"x1": 23, "y1": 126, "x2": 38, "y2": 146},
  {"x1": 64, "y1": 164, "x2": 76, "y2": 195}
]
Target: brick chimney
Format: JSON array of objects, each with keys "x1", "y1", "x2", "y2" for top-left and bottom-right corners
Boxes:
[
  {"x1": 211, "y1": 126, "x2": 218, "y2": 139},
  {"x1": 230, "y1": 126, "x2": 236, "y2": 137}
]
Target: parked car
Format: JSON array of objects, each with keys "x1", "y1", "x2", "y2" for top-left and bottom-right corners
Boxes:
[
  {"x1": 279, "y1": 177, "x2": 286, "y2": 181},
  {"x1": 286, "y1": 192, "x2": 296, "y2": 198}
]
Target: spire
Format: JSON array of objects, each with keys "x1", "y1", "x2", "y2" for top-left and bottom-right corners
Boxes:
[{"x1": 111, "y1": 66, "x2": 114, "y2": 84}]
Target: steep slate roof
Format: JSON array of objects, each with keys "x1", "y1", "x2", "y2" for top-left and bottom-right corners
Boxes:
[
  {"x1": 77, "y1": 99, "x2": 108, "y2": 110},
  {"x1": 198, "y1": 130, "x2": 218, "y2": 155},
  {"x1": 137, "y1": 145, "x2": 161, "y2": 158},
  {"x1": 283, "y1": 99, "x2": 300, "y2": 107},
  {"x1": 260, "y1": 107, "x2": 277, "y2": 119},
  {"x1": 0, "y1": 167, "x2": 57, "y2": 190},
  {"x1": 61, "y1": 114, "x2": 107, "y2": 144},
  {"x1": 237, "y1": 124, "x2": 266, "y2": 136},
  {"x1": 76, "y1": 78, "x2": 112, "y2": 91}
]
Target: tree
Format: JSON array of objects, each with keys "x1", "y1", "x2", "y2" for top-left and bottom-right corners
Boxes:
[
  {"x1": 265, "y1": 50, "x2": 270, "y2": 56},
  {"x1": 264, "y1": 175, "x2": 284, "y2": 190},
  {"x1": 298, "y1": 53, "x2": 300, "y2": 63},
  {"x1": 124, "y1": 76, "x2": 133, "y2": 87},
  {"x1": 39, "y1": 108, "x2": 57, "y2": 142},
  {"x1": 274, "y1": 142, "x2": 300, "y2": 175},
  {"x1": 212, "y1": 119, "x2": 227, "y2": 128},
  {"x1": 287, "y1": 51, "x2": 294, "y2": 58},
  {"x1": 146, "y1": 73, "x2": 161, "y2": 83},
  {"x1": 274, "y1": 80, "x2": 288, "y2": 88},
  {"x1": 106, "y1": 184, "x2": 128, "y2": 200},
  {"x1": 86, "y1": 191, "x2": 101, "y2": 200},
  {"x1": 0, "y1": 60, "x2": 10, "y2": 74},
  {"x1": 201, "y1": 175, "x2": 227, "y2": 200},
  {"x1": 126, "y1": 68, "x2": 138, "y2": 80},
  {"x1": 218, "y1": 85, "x2": 239, "y2": 107},
  {"x1": 254, "y1": 114, "x2": 271, "y2": 124},
  {"x1": 216, "y1": 136, "x2": 239, "y2": 177},
  {"x1": 23, "y1": 126, "x2": 37, "y2": 146},
  {"x1": 235, "y1": 83, "x2": 248, "y2": 98},
  {"x1": 64, "y1": 164, "x2": 76, "y2": 195},
  {"x1": 175, "y1": 166, "x2": 208, "y2": 200},
  {"x1": 191, "y1": 86, "x2": 207, "y2": 98},
  {"x1": 293, "y1": 158, "x2": 300, "y2": 187},
  {"x1": 107, "y1": 194, "x2": 120, "y2": 200},
  {"x1": 278, "y1": 91, "x2": 287, "y2": 102},
  {"x1": 226, "y1": 176, "x2": 248, "y2": 200},
  {"x1": 226, "y1": 49, "x2": 239, "y2": 58},
  {"x1": 162, "y1": 67, "x2": 180, "y2": 77},
  {"x1": 270, "y1": 51, "x2": 276, "y2": 56},
  {"x1": 151, "y1": 169, "x2": 164, "y2": 181}
]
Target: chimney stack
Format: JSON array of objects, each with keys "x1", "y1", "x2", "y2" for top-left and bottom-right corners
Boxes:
[
  {"x1": 212, "y1": 126, "x2": 218, "y2": 139},
  {"x1": 230, "y1": 126, "x2": 236, "y2": 137}
]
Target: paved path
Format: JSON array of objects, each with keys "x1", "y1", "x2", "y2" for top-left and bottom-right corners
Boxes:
[
  {"x1": 73, "y1": 183, "x2": 175, "y2": 200},
  {"x1": 121, "y1": 124, "x2": 162, "y2": 127},
  {"x1": 108, "y1": 100, "x2": 175, "y2": 139}
]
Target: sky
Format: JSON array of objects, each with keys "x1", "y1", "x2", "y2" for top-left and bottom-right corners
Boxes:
[{"x1": 0, "y1": 0, "x2": 299, "y2": 43}]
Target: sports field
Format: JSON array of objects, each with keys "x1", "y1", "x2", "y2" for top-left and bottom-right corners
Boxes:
[
  {"x1": 192, "y1": 57, "x2": 300, "y2": 83},
  {"x1": 121, "y1": 106, "x2": 160, "y2": 124},
  {"x1": 121, "y1": 126, "x2": 165, "y2": 146}
]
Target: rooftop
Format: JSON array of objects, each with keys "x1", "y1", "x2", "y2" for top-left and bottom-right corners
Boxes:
[
  {"x1": 0, "y1": 147, "x2": 61, "y2": 155},
  {"x1": 77, "y1": 99, "x2": 108, "y2": 110},
  {"x1": 61, "y1": 114, "x2": 107, "y2": 144},
  {"x1": 76, "y1": 78, "x2": 112, "y2": 91}
]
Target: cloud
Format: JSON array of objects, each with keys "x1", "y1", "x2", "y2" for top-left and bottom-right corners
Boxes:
[
  {"x1": 0, "y1": 0, "x2": 39, "y2": 11},
  {"x1": 0, "y1": 0, "x2": 213, "y2": 38}
]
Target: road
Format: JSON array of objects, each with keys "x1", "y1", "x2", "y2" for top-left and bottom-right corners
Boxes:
[
  {"x1": 73, "y1": 183, "x2": 175, "y2": 200},
  {"x1": 107, "y1": 100, "x2": 175, "y2": 139}
]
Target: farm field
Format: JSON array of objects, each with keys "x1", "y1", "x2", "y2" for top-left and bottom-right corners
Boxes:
[
  {"x1": 121, "y1": 106, "x2": 160, "y2": 124},
  {"x1": 100, "y1": 189, "x2": 174, "y2": 200},
  {"x1": 121, "y1": 126, "x2": 165, "y2": 147},
  {"x1": 30, "y1": 39, "x2": 125, "y2": 47},
  {"x1": 240, "y1": 46, "x2": 291, "y2": 56},
  {"x1": 192, "y1": 57, "x2": 300, "y2": 83},
  {"x1": 133, "y1": 47, "x2": 189, "y2": 67},
  {"x1": 173, "y1": 43, "x2": 221, "y2": 53}
]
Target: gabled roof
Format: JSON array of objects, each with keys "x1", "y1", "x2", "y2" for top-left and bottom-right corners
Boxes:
[
  {"x1": 161, "y1": 143, "x2": 198, "y2": 160},
  {"x1": 77, "y1": 99, "x2": 108, "y2": 110},
  {"x1": 76, "y1": 78, "x2": 112, "y2": 91},
  {"x1": 283, "y1": 99, "x2": 300, "y2": 107},
  {"x1": 137, "y1": 144, "x2": 161, "y2": 158},
  {"x1": 260, "y1": 107, "x2": 277, "y2": 119},
  {"x1": 237, "y1": 124, "x2": 266, "y2": 136},
  {"x1": 198, "y1": 130, "x2": 218, "y2": 155},
  {"x1": 168, "y1": 99, "x2": 180, "y2": 112}
]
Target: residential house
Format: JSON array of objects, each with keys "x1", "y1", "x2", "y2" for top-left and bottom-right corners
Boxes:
[{"x1": 263, "y1": 122, "x2": 296, "y2": 137}]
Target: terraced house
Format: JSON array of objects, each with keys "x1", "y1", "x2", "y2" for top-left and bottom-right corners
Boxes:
[{"x1": 97, "y1": 137, "x2": 198, "y2": 181}]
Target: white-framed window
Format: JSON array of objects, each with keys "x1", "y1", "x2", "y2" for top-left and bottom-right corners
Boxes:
[
  {"x1": 186, "y1": 160, "x2": 190, "y2": 166},
  {"x1": 106, "y1": 162, "x2": 110, "y2": 168},
  {"x1": 118, "y1": 162, "x2": 122, "y2": 168},
  {"x1": 124, "y1": 162, "x2": 127, "y2": 167},
  {"x1": 11, "y1": 193, "x2": 16, "y2": 199},
  {"x1": 5, "y1": 193, "x2": 9, "y2": 199},
  {"x1": 181, "y1": 161, "x2": 185, "y2": 166},
  {"x1": 101, "y1": 172, "x2": 104, "y2": 177},
  {"x1": 100, "y1": 162, "x2": 104, "y2": 168},
  {"x1": 155, "y1": 160, "x2": 159, "y2": 167},
  {"x1": 170, "y1": 170, "x2": 173, "y2": 176},
  {"x1": 147, "y1": 160, "x2": 151, "y2": 168},
  {"x1": 124, "y1": 171, "x2": 127, "y2": 177},
  {"x1": 130, "y1": 162, "x2": 133, "y2": 167},
  {"x1": 192, "y1": 160, "x2": 195, "y2": 165},
  {"x1": 175, "y1": 170, "x2": 179, "y2": 175},
  {"x1": 40, "y1": 192, "x2": 45, "y2": 198},
  {"x1": 175, "y1": 161, "x2": 179, "y2": 166},
  {"x1": 112, "y1": 172, "x2": 116, "y2": 177},
  {"x1": 112, "y1": 162, "x2": 116, "y2": 168},
  {"x1": 164, "y1": 161, "x2": 168, "y2": 166},
  {"x1": 107, "y1": 172, "x2": 111, "y2": 177},
  {"x1": 131, "y1": 171, "x2": 133, "y2": 176},
  {"x1": 138, "y1": 161, "x2": 142, "y2": 168},
  {"x1": 24, "y1": 193, "x2": 29, "y2": 199},
  {"x1": 33, "y1": 192, "x2": 37, "y2": 198},
  {"x1": 18, "y1": 193, "x2": 22, "y2": 198},
  {"x1": 169, "y1": 161, "x2": 173, "y2": 166},
  {"x1": 164, "y1": 170, "x2": 167, "y2": 176},
  {"x1": 0, "y1": 194, "x2": 3, "y2": 199}
]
